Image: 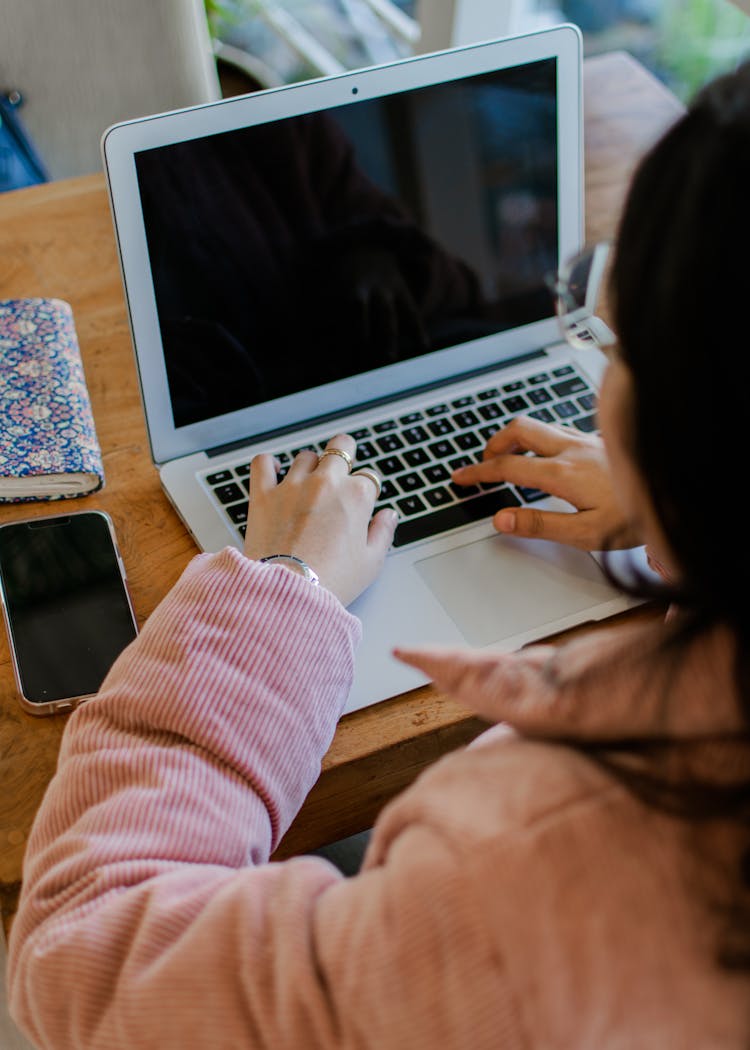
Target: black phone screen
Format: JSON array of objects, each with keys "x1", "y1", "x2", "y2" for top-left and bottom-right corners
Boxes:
[{"x1": 0, "y1": 513, "x2": 138, "y2": 704}]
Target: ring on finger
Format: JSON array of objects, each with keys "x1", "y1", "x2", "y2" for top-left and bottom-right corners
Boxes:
[
  {"x1": 351, "y1": 467, "x2": 382, "y2": 499},
  {"x1": 318, "y1": 447, "x2": 354, "y2": 473}
]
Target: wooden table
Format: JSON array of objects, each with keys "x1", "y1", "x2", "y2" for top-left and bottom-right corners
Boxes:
[{"x1": 0, "y1": 52, "x2": 683, "y2": 935}]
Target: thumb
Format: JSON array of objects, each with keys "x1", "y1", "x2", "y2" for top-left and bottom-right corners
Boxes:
[
  {"x1": 493, "y1": 506, "x2": 592, "y2": 550},
  {"x1": 367, "y1": 507, "x2": 398, "y2": 563}
]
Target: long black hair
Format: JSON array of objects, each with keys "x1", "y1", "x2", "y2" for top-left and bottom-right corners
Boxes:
[{"x1": 594, "y1": 59, "x2": 750, "y2": 969}]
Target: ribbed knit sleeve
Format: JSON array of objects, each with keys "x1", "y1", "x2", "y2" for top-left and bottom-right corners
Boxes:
[
  {"x1": 9, "y1": 548, "x2": 742, "y2": 1048},
  {"x1": 8, "y1": 548, "x2": 362, "y2": 1048}
]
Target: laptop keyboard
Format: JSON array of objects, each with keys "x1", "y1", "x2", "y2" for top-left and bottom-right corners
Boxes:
[{"x1": 202, "y1": 364, "x2": 598, "y2": 550}]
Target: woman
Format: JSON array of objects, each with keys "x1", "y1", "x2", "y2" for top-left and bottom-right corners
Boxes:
[{"x1": 8, "y1": 63, "x2": 750, "y2": 1048}]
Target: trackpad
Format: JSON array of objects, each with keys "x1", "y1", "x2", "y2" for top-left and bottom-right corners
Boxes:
[{"x1": 414, "y1": 534, "x2": 616, "y2": 646}]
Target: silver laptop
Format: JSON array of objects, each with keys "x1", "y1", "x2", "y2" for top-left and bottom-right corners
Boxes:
[{"x1": 102, "y1": 25, "x2": 641, "y2": 713}]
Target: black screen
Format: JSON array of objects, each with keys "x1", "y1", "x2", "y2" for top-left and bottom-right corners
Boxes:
[
  {"x1": 0, "y1": 514, "x2": 138, "y2": 703},
  {"x1": 135, "y1": 58, "x2": 558, "y2": 429}
]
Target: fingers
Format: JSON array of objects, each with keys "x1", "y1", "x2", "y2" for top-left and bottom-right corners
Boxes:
[
  {"x1": 492, "y1": 505, "x2": 603, "y2": 550},
  {"x1": 317, "y1": 434, "x2": 357, "y2": 475},
  {"x1": 453, "y1": 452, "x2": 558, "y2": 492},
  {"x1": 367, "y1": 506, "x2": 398, "y2": 557},
  {"x1": 483, "y1": 416, "x2": 576, "y2": 459},
  {"x1": 285, "y1": 447, "x2": 319, "y2": 479},
  {"x1": 248, "y1": 452, "x2": 280, "y2": 500}
]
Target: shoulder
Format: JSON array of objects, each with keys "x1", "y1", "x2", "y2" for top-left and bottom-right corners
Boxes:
[
  {"x1": 365, "y1": 731, "x2": 746, "y2": 1045},
  {"x1": 371, "y1": 727, "x2": 622, "y2": 854}
]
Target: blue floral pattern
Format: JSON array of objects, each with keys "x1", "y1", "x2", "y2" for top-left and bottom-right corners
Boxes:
[{"x1": 0, "y1": 298, "x2": 104, "y2": 501}]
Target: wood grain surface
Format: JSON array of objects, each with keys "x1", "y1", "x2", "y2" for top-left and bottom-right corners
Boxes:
[{"x1": 0, "y1": 52, "x2": 684, "y2": 934}]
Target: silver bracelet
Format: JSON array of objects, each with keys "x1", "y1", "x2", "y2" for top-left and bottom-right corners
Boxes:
[{"x1": 258, "y1": 554, "x2": 320, "y2": 586}]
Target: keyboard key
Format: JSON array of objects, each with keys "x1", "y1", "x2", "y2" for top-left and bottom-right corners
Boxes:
[
  {"x1": 517, "y1": 486, "x2": 548, "y2": 503},
  {"x1": 478, "y1": 402, "x2": 504, "y2": 421},
  {"x1": 403, "y1": 425, "x2": 429, "y2": 445},
  {"x1": 351, "y1": 427, "x2": 371, "y2": 440},
  {"x1": 424, "y1": 463, "x2": 450, "y2": 484},
  {"x1": 574, "y1": 414, "x2": 598, "y2": 433},
  {"x1": 356, "y1": 440, "x2": 378, "y2": 461},
  {"x1": 552, "y1": 376, "x2": 588, "y2": 397},
  {"x1": 207, "y1": 470, "x2": 233, "y2": 485},
  {"x1": 553, "y1": 400, "x2": 578, "y2": 419},
  {"x1": 380, "y1": 479, "x2": 398, "y2": 500},
  {"x1": 428, "y1": 418, "x2": 455, "y2": 437},
  {"x1": 427, "y1": 439, "x2": 456, "y2": 460},
  {"x1": 238, "y1": 524, "x2": 247, "y2": 537},
  {"x1": 424, "y1": 485, "x2": 454, "y2": 507},
  {"x1": 373, "y1": 419, "x2": 397, "y2": 433},
  {"x1": 399, "y1": 411, "x2": 423, "y2": 424},
  {"x1": 226, "y1": 502, "x2": 249, "y2": 524},
  {"x1": 479, "y1": 424, "x2": 499, "y2": 441},
  {"x1": 426, "y1": 403, "x2": 449, "y2": 417},
  {"x1": 397, "y1": 494, "x2": 427, "y2": 516},
  {"x1": 452, "y1": 409, "x2": 480, "y2": 428},
  {"x1": 393, "y1": 488, "x2": 521, "y2": 547},
  {"x1": 455, "y1": 431, "x2": 481, "y2": 451},
  {"x1": 578, "y1": 393, "x2": 596, "y2": 411},
  {"x1": 404, "y1": 447, "x2": 430, "y2": 468},
  {"x1": 377, "y1": 433, "x2": 405, "y2": 453},
  {"x1": 503, "y1": 395, "x2": 529, "y2": 413},
  {"x1": 477, "y1": 387, "x2": 500, "y2": 400},
  {"x1": 448, "y1": 456, "x2": 472, "y2": 471},
  {"x1": 213, "y1": 482, "x2": 244, "y2": 504},
  {"x1": 450, "y1": 481, "x2": 480, "y2": 499},
  {"x1": 397, "y1": 471, "x2": 425, "y2": 493},
  {"x1": 552, "y1": 365, "x2": 574, "y2": 376},
  {"x1": 528, "y1": 372, "x2": 550, "y2": 384},
  {"x1": 375, "y1": 455, "x2": 405, "y2": 476},
  {"x1": 452, "y1": 395, "x2": 475, "y2": 407},
  {"x1": 291, "y1": 444, "x2": 316, "y2": 456},
  {"x1": 528, "y1": 388, "x2": 552, "y2": 405},
  {"x1": 235, "y1": 463, "x2": 252, "y2": 476},
  {"x1": 529, "y1": 408, "x2": 555, "y2": 423},
  {"x1": 240, "y1": 478, "x2": 249, "y2": 492},
  {"x1": 503, "y1": 380, "x2": 525, "y2": 392}
]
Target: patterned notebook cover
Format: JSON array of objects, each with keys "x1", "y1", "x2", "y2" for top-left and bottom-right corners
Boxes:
[{"x1": 0, "y1": 298, "x2": 104, "y2": 501}]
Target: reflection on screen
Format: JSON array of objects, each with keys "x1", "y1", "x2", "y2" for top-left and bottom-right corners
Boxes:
[{"x1": 135, "y1": 58, "x2": 558, "y2": 429}]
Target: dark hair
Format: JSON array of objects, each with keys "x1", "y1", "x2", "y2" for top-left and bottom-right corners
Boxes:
[{"x1": 598, "y1": 59, "x2": 750, "y2": 969}]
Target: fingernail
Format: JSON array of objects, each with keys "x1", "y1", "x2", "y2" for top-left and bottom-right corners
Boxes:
[
  {"x1": 495, "y1": 510, "x2": 516, "y2": 532},
  {"x1": 387, "y1": 509, "x2": 399, "y2": 527}
]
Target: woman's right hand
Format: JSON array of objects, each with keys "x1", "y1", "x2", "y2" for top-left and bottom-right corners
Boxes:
[{"x1": 452, "y1": 416, "x2": 642, "y2": 551}]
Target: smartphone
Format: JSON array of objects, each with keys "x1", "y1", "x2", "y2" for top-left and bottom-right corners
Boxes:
[{"x1": 0, "y1": 511, "x2": 138, "y2": 715}]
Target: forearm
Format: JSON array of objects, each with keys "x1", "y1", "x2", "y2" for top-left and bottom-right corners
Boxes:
[{"x1": 8, "y1": 547, "x2": 360, "y2": 1047}]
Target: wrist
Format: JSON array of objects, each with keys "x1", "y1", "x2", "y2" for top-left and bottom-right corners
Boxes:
[{"x1": 258, "y1": 554, "x2": 320, "y2": 586}]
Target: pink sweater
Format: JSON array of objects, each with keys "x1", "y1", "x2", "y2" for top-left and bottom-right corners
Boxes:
[{"x1": 7, "y1": 548, "x2": 750, "y2": 1048}]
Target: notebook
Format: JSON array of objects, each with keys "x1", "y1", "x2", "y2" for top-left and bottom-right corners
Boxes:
[
  {"x1": 0, "y1": 298, "x2": 104, "y2": 501},
  {"x1": 102, "y1": 24, "x2": 642, "y2": 713}
]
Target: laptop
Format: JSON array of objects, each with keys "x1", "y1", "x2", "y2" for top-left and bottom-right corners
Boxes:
[{"x1": 102, "y1": 24, "x2": 641, "y2": 713}]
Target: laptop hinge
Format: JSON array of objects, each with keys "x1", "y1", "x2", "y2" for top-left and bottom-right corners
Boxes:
[{"x1": 205, "y1": 348, "x2": 548, "y2": 458}]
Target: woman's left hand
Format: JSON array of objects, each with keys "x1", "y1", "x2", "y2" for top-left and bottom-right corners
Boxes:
[
  {"x1": 243, "y1": 434, "x2": 398, "y2": 606},
  {"x1": 452, "y1": 416, "x2": 641, "y2": 551}
]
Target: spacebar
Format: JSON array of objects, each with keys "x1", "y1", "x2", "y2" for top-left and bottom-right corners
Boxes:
[{"x1": 392, "y1": 488, "x2": 521, "y2": 548}]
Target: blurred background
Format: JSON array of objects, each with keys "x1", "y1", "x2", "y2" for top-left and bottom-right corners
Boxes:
[
  {"x1": 206, "y1": 0, "x2": 750, "y2": 100},
  {"x1": 2, "y1": 0, "x2": 750, "y2": 186}
]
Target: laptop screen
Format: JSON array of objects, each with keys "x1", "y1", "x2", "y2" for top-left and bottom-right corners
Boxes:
[{"x1": 135, "y1": 57, "x2": 558, "y2": 430}]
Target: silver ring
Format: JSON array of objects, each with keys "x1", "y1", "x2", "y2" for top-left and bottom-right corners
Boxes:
[
  {"x1": 318, "y1": 447, "x2": 353, "y2": 472},
  {"x1": 352, "y1": 467, "x2": 382, "y2": 499}
]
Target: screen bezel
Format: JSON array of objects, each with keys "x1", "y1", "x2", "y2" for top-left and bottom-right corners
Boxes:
[{"x1": 103, "y1": 25, "x2": 583, "y2": 466}]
